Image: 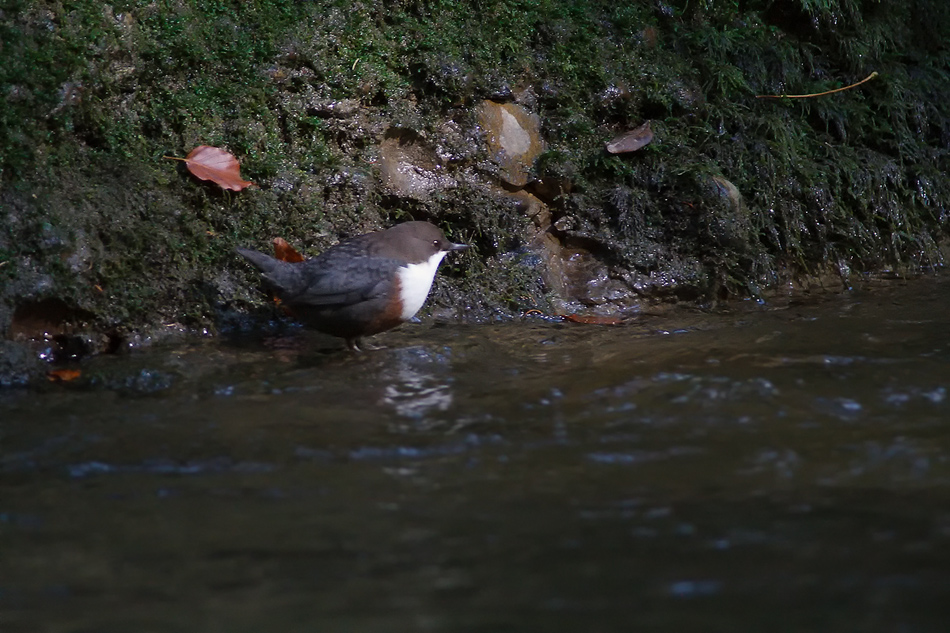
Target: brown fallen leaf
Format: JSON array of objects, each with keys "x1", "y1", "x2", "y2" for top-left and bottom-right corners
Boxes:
[
  {"x1": 164, "y1": 145, "x2": 254, "y2": 191},
  {"x1": 606, "y1": 122, "x2": 654, "y2": 154},
  {"x1": 48, "y1": 368, "x2": 82, "y2": 382},
  {"x1": 273, "y1": 237, "x2": 305, "y2": 263}
]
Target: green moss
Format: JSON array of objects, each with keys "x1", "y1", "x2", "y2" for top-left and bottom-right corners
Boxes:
[{"x1": 1, "y1": 0, "x2": 948, "y2": 344}]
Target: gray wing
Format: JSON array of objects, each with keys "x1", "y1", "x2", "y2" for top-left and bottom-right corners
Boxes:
[
  {"x1": 289, "y1": 256, "x2": 402, "y2": 307},
  {"x1": 236, "y1": 246, "x2": 401, "y2": 307}
]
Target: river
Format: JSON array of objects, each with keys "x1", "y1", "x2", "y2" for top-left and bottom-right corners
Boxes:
[{"x1": 2, "y1": 273, "x2": 949, "y2": 632}]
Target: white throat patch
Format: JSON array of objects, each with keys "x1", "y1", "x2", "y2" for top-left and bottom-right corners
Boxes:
[{"x1": 396, "y1": 251, "x2": 448, "y2": 320}]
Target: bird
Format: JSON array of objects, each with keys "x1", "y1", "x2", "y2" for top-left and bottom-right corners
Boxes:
[{"x1": 236, "y1": 221, "x2": 469, "y2": 351}]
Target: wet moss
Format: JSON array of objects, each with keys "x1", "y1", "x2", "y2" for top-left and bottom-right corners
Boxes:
[{"x1": 1, "y1": 0, "x2": 948, "y2": 360}]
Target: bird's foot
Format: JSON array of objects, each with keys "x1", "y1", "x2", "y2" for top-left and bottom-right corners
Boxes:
[{"x1": 346, "y1": 337, "x2": 386, "y2": 352}]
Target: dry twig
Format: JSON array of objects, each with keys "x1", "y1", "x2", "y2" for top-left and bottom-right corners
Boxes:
[{"x1": 756, "y1": 71, "x2": 878, "y2": 99}]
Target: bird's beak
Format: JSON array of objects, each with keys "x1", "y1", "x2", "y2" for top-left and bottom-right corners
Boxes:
[{"x1": 448, "y1": 242, "x2": 469, "y2": 252}]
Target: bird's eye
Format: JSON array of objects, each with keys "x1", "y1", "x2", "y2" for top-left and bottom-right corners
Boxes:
[{"x1": 433, "y1": 240, "x2": 440, "y2": 248}]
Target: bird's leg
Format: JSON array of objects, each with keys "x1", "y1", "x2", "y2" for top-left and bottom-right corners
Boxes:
[{"x1": 346, "y1": 337, "x2": 386, "y2": 352}]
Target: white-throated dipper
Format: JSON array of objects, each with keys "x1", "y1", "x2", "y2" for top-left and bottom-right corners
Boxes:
[{"x1": 237, "y1": 221, "x2": 468, "y2": 351}]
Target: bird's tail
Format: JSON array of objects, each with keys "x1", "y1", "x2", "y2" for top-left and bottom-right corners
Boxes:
[
  {"x1": 235, "y1": 247, "x2": 303, "y2": 295},
  {"x1": 236, "y1": 247, "x2": 283, "y2": 275}
]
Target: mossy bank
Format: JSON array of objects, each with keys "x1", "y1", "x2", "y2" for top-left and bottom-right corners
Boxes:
[{"x1": 2, "y1": 0, "x2": 949, "y2": 383}]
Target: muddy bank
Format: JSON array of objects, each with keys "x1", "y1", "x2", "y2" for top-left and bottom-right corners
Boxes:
[{"x1": 2, "y1": 0, "x2": 949, "y2": 383}]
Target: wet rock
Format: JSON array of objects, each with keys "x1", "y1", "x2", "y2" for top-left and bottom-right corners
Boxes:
[
  {"x1": 8, "y1": 298, "x2": 94, "y2": 340},
  {"x1": 498, "y1": 189, "x2": 551, "y2": 238},
  {"x1": 533, "y1": 234, "x2": 632, "y2": 313},
  {"x1": 477, "y1": 101, "x2": 544, "y2": 188},
  {"x1": 705, "y1": 175, "x2": 750, "y2": 247},
  {"x1": 711, "y1": 176, "x2": 743, "y2": 212},
  {"x1": 527, "y1": 176, "x2": 571, "y2": 206},
  {"x1": 434, "y1": 119, "x2": 479, "y2": 165},
  {"x1": 307, "y1": 98, "x2": 361, "y2": 119},
  {"x1": 0, "y1": 340, "x2": 46, "y2": 387},
  {"x1": 416, "y1": 52, "x2": 473, "y2": 101},
  {"x1": 513, "y1": 85, "x2": 538, "y2": 110},
  {"x1": 487, "y1": 82, "x2": 514, "y2": 102},
  {"x1": 553, "y1": 215, "x2": 576, "y2": 232},
  {"x1": 667, "y1": 78, "x2": 705, "y2": 112},
  {"x1": 491, "y1": 181, "x2": 634, "y2": 314},
  {"x1": 619, "y1": 255, "x2": 709, "y2": 300},
  {"x1": 600, "y1": 84, "x2": 629, "y2": 104},
  {"x1": 378, "y1": 128, "x2": 454, "y2": 201}
]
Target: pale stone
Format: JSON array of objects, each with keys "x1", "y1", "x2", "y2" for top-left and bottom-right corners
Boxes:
[{"x1": 477, "y1": 101, "x2": 543, "y2": 187}]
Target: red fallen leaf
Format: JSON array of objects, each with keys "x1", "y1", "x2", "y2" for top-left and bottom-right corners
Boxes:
[
  {"x1": 48, "y1": 368, "x2": 82, "y2": 382},
  {"x1": 561, "y1": 313, "x2": 625, "y2": 325},
  {"x1": 267, "y1": 237, "x2": 304, "y2": 316},
  {"x1": 273, "y1": 237, "x2": 305, "y2": 263},
  {"x1": 164, "y1": 145, "x2": 254, "y2": 191}
]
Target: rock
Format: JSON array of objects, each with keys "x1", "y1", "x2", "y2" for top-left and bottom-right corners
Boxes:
[
  {"x1": 8, "y1": 297, "x2": 94, "y2": 339},
  {"x1": 527, "y1": 176, "x2": 571, "y2": 205},
  {"x1": 497, "y1": 189, "x2": 551, "y2": 238},
  {"x1": 378, "y1": 128, "x2": 454, "y2": 201},
  {"x1": 0, "y1": 340, "x2": 46, "y2": 387},
  {"x1": 706, "y1": 175, "x2": 750, "y2": 247},
  {"x1": 533, "y1": 233, "x2": 627, "y2": 312},
  {"x1": 711, "y1": 175, "x2": 743, "y2": 212},
  {"x1": 477, "y1": 101, "x2": 544, "y2": 187},
  {"x1": 308, "y1": 98, "x2": 361, "y2": 119}
]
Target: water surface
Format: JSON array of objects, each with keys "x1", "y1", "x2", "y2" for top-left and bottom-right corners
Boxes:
[{"x1": 3, "y1": 275, "x2": 950, "y2": 632}]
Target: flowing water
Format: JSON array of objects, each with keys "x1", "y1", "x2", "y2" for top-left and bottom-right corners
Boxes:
[{"x1": 2, "y1": 274, "x2": 950, "y2": 632}]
